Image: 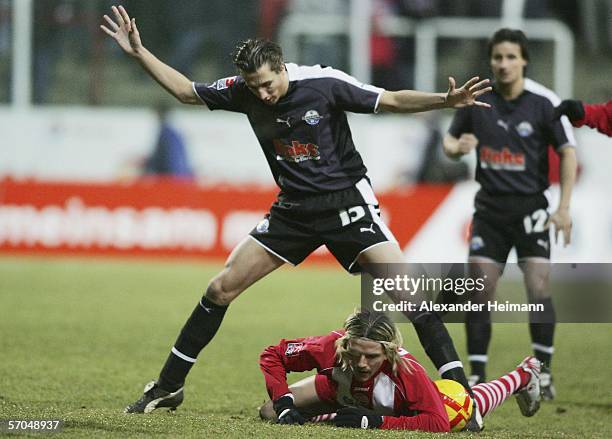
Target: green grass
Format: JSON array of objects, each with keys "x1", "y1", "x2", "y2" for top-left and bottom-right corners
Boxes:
[{"x1": 0, "y1": 256, "x2": 610, "y2": 438}]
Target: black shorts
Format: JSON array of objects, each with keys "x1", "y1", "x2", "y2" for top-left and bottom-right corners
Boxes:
[
  {"x1": 249, "y1": 178, "x2": 397, "y2": 273},
  {"x1": 468, "y1": 192, "x2": 551, "y2": 263}
]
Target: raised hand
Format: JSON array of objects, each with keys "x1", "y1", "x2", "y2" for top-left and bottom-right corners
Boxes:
[
  {"x1": 100, "y1": 5, "x2": 143, "y2": 57},
  {"x1": 447, "y1": 76, "x2": 492, "y2": 109}
]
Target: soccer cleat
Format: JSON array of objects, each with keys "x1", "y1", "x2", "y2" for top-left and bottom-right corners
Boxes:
[
  {"x1": 515, "y1": 356, "x2": 541, "y2": 417},
  {"x1": 124, "y1": 381, "x2": 184, "y2": 414},
  {"x1": 463, "y1": 397, "x2": 484, "y2": 432},
  {"x1": 540, "y1": 368, "x2": 556, "y2": 401},
  {"x1": 468, "y1": 374, "x2": 485, "y2": 387}
]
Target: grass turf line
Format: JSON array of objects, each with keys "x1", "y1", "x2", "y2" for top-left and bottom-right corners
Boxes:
[{"x1": 0, "y1": 256, "x2": 610, "y2": 438}]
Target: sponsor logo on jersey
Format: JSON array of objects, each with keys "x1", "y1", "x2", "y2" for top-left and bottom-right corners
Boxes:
[
  {"x1": 256, "y1": 218, "x2": 269, "y2": 233},
  {"x1": 302, "y1": 109, "x2": 323, "y2": 126},
  {"x1": 208, "y1": 76, "x2": 237, "y2": 90},
  {"x1": 285, "y1": 342, "x2": 305, "y2": 356},
  {"x1": 470, "y1": 236, "x2": 485, "y2": 251},
  {"x1": 479, "y1": 146, "x2": 526, "y2": 171},
  {"x1": 273, "y1": 139, "x2": 321, "y2": 163},
  {"x1": 516, "y1": 121, "x2": 534, "y2": 137}
]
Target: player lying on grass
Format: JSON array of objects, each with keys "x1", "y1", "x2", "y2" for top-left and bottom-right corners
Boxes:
[
  {"x1": 259, "y1": 310, "x2": 541, "y2": 432},
  {"x1": 102, "y1": 6, "x2": 490, "y2": 428}
]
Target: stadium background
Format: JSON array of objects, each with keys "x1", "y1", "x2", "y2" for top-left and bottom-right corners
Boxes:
[{"x1": 0, "y1": 1, "x2": 610, "y2": 437}]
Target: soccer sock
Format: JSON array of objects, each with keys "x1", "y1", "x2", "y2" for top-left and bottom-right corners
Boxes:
[
  {"x1": 472, "y1": 368, "x2": 530, "y2": 417},
  {"x1": 528, "y1": 297, "x2": 555, "y2": 368},
  {"x1": 158, "y1": 295, "x2": 228, "y2": 392},
  {"x1": 411, "y1": 312, "x2": 471, "y2": 392},
  {"x1": 465, "y1": 313, "x2": 492, "y2": 380}
]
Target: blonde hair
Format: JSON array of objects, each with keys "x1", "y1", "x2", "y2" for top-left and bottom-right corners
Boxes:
[{"x1": 335, "y1": 310, "x2": 409, "y2": 374}]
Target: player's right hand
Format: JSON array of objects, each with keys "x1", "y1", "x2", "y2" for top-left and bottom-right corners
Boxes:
[
  {"x1": 273, "y1": 395, "x2": 305, "y2": 425},
  {"x1": 457, "y1": 133, "x2": 478, "y2": 155},
  {"x1": 100, "y1": 5, "x2": 143, "y2": 57}
]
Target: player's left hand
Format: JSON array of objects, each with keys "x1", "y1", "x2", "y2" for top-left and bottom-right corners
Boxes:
[
  {"x1": 333, "y1": 407, "x2": 383, "y2": 429},
  {"x1": 446, "y1": 76, "x2": 492, "y2": 109},
  {"x1": 547, "y1": 208, "x2": 572, "y2": 246}
]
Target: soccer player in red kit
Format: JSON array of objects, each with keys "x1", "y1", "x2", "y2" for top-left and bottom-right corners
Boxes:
[
  {"x1": 259, "y1": 310, "x2": 541, "y2": 432},
  {"x1": 554, "y1": 99, "x2": 612, "y2": 137}
]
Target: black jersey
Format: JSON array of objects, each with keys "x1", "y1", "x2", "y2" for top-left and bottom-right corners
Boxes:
[
  {"x1": 193, "y1": 64, "x2": 384, "y2": 195},
  {"x1": 449, "y1": 79, "x2": 576, "y2": 197}
]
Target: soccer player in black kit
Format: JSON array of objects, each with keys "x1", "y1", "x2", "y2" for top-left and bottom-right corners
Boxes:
[
  {"x1": 443, "y1": 29, "x2": 577, "y2": 400},
  {"x1": 101, "y1": 6, "x2": 491, "y2": 426}
]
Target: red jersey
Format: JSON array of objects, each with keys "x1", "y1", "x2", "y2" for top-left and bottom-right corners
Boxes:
[
  {"x1": 260, "y1": 330, "x2": 450, "y2": 432},
  {"x1": 574, "y1": 100, "x2": 612, "y2": 137}
]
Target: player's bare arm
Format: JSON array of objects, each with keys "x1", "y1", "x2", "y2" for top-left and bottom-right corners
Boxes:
[
  {"x1": 547, "y1": 146, "x2": 577, "y2": 246},
  {"x1": 378, "y1": 77, "x2": 491, "y2": 113},
  {"x1": 100, "y1": 5, "x2": 202, "y2": 106},
  {"x1": 442, "y1": 133, "x2": 479, "y2": 160}
]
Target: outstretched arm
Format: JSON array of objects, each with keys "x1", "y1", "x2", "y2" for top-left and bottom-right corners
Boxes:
[
  {"x1": 100, "y1": 5, "x2": 202, "y2": 105},
  {"x1": 378, "y1": 77, "x2": 491, "y2": 113}
]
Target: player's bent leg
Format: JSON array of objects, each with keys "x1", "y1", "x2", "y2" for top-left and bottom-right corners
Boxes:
[
  {"x1": 259, "y1": 375, "x2": 339, "y2": 422},
  {"x1": 126, "y1": 238, "x2": 285, "y2": 414},
  {"x1": 520, "y1": 258, "x2": 556, "y2": 400},
  {"x1": 206, "y1": 236, "x2": 287, "y2": 306}
]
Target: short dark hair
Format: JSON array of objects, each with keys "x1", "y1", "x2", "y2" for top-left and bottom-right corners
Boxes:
[
  {"x1": 487, "y1": 28, "x2": 530, "y2": 62},
  {"x1": 232, "y1": 39, "x2": 284, "y2": 74}
]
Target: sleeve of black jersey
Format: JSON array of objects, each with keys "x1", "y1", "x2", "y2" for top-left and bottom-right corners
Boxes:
[
  {"x1": 542, "y1": 101, "x2": 574, "y2": 150},
  {"x1": 192, "y1": 76, "x2": 248, "y2": 113},
  {"x1": 447, "y1": 107, "x2": 472, "y2": 137},
  {"x1": 331, "y1": 77, "x2": 384, "y2": 114}
]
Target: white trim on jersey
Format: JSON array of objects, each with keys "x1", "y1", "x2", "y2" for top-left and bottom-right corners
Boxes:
[
  {"x1": 285, "y1": 63, "x2": 385, "y2": 112},
  {"x1": 372, "y1": 373, "x2": 397, "y2": 415},
  {"x1": 247, "y1": 235, "x2": 296, "y2": 266},
  {"x1": 524, "y1": 78, "x2": 577, "y2": 147},
  {"x1": 171, "y1": 347, "x2": 197, "y2": 363},
  {"x1": 191, "y1": 82, "x2": 210, "y2": 108},
  {"x1": 355, "y1": 178, "x2": 379, "y2": 205}
]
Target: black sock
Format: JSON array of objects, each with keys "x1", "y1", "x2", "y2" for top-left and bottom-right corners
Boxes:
[
  {"x1": 158, "y1": 295, "x2": 228, "y2": 392},
  {"x1": 411, "y1": 312, "x2": 471, "y2": 392},
  {"x1": 465, "y1": 315, "x2": 491, "y2": 380},
  {"x1": 529, "y1": 298, "x2": 555, "y2": 368}
]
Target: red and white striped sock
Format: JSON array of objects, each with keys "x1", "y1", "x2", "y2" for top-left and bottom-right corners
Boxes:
[
  {"x1": 472, "y1": 368, "x2": 530, "y2": 417},
  {"x1": 309, "y1": 413, "x2": 336, "y2": 423}
]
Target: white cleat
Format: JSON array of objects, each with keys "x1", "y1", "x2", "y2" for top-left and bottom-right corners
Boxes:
[{"x1": 515, "y1": 356, "x2": 541, "y2": 417}]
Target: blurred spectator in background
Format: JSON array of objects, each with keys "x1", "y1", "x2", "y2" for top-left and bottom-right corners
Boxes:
[
  {"x1": 144, "y1": 102, "x2": 194, "y2": 179},
  {"x1": 554, "y1": 99, "x2": 612, "y2": 137},
  {"x1": 164, "y1": 0, "x2": 257, "y2": 77},
  {"x1": 0, "y1": 0, "x2": 10, "y2": 101},
  {"x1": 259, "y1": 0, "x2": 348, "y2": 68},
  {"x1": 33, "y1": 0, "x2": 91, "y2": 103}
]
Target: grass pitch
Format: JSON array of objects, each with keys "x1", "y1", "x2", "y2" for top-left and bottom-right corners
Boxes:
[{"x1": 0, "y1": 256, "x2": 610, "y2": 438}]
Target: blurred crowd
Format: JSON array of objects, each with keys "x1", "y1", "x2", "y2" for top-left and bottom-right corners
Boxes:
[{"x1": 0, "y1": 0, "x2": 611, "y2": 105}]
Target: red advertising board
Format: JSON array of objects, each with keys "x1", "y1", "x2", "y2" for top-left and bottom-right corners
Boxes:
[{"x1": 0, "y1": 178, "x2": 451, "y2": 263}]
